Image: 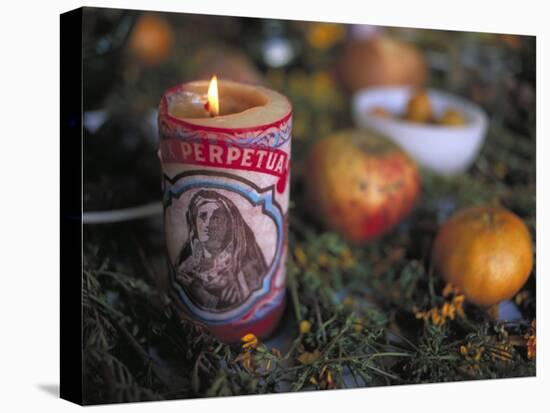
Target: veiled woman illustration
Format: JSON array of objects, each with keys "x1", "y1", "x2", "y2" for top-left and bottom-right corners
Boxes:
[{"x1": 172, "y1": 189, "x2": 268, "y2": 311}]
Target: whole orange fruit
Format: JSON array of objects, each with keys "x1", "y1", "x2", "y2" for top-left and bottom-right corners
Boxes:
[
  {"x1": 128, "y1": 14, "x2": 174, "y2": 66},
  {"x1": 438, "y1": 108, "x2": 466, "y2": 126},
  {"x1": 404, "y1": 89, "x2": 432, "y2": 123},
  {"x1": 304, "y1": 130, "x2": 420, "y2": 244},
  {"x1": 432, "y1": 205, "x2": 533, "y2": 306},
  {"x1": 336, "y1": 36, "x2": 427, "y2": 93}
]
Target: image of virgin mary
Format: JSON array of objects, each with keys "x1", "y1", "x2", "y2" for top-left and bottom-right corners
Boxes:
[{"x1": 171, "y1": 189, "x2": 268, "y2": 311}]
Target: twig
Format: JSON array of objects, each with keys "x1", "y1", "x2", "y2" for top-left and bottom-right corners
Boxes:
[
  {"x1": 88, "y1": 295, "x2": 184, "y2": 390},
  {"x1": 314, "y1": 298, "x2": 327, "y2": 343}
]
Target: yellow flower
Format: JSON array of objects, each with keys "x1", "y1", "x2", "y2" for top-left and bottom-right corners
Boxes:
[
  {"x1": 326, "y1": 370, "x2": 333, "y2": 385},
  {"x1": 297, "y1": 349, "x2": 321, "y2": 365},
  {"x1": 318, "y1": 366, "x2": 336, "y2": 389},
  {"x1": 460, "y1": 342, "x2": 485, "y2": 363},
  {"x1": 294, "y1": 245, "x2": 308, "y2": 267},
  {"x1": 473, "y1": 347, "x2": 483, "y2": 362},
  {"x1": 430, "y1": 309, "x2": 443, "y2": 326},
  {"x1": 299, "y1": 320, "x2": 312, "y2": 334},
  {"x1": 514, "y1": 291, "x2": 529, "y2": 305},
  {"x1": 525, "y1": 319, "x2": 536, "y2": 360},
  {"x1": 442, "y1": 283, "x2": 461, "y2": 297},
  {"x1": 415, "y1": 294, "x2": 466, "y2": 327},
  {"x1": 415, "y1": 310, "x2": 428, "y2": 320},
  {"x1": 340, "y1": 247, "x2": 352, "y2": 257},
  {"x1": 241, "y1": 333, "x2": 258, "y2": 350},
  {"x1": 488, "y1": 343, "x2": 513, "y2": 362},
  {"x1": 527, "y1": 335, "x2": 536, "y2": 360},
  {"x1": 342, "y1": 296, "x2": 355, "y2": 307},
  {"x1": 353, "y1": 318, "x2": 364, "y2": 333},
  {"x1": 493, "y1": 161, "x2": 507, "y2": 179},
  {"x1": 441, "y1": 302, "x2": 450, "y2": 318},
  {"x1": 306, "y1": 23, "x2": 345, "y2": 50},
  {"x1": 235, "y1": 351, "x2": 253, "y2": 371},
  {"x1": 453, "y1": 295, "x2": 465, "y2": 318},
  {"x1": 311, "y1": 71, "x2": 334, "y2": 102},
  {"x1": 340, "y1": 248, "x2": 356, "y2": 268},
  {"x1": 444, "y1": 301, "x2": 457, "y2": 320},
  {"x1": 318, "y1": 253, "x2": 329, "y2": 268}
]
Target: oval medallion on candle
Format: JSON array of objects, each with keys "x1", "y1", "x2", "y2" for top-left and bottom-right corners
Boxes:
[{"x1": 163, "y1": 171, "x2": 285, "y2": 324}]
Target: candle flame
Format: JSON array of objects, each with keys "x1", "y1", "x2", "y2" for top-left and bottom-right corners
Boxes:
[{"x1": 207, "y1": 75, "x2": 219, "y2": 116}]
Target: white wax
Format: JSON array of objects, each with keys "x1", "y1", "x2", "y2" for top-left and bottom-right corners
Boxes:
[{"x1": 168, "y1": 79, "x2": 291, "y2": 128}]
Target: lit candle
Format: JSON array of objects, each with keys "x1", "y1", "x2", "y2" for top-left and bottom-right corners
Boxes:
[{"x1": 158, "y1": 77, "x2": 292, "y2": 343}]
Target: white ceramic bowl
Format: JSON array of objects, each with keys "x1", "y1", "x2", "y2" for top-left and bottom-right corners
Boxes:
[{"x1": 352, "y1": 87, "x2": 488, "y2": 175}]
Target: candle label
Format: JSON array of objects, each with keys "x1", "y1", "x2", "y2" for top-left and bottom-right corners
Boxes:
[
  {"x1": 159, "y1": 135, "x2": 290, "y2": 193},
  {"x1": 162, "y1": 170, "x2": 287, "y2": 324},
  {"x1": 159, "y1": 110, "x2": 291, "y2": 326}
]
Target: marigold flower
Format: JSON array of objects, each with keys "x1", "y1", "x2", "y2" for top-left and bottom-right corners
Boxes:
[
  {"x1": 473, "y1": 347, "x2": 483, "y2": 362},
  {"x1": 493, "y1": 161, "x2": 507, "y2": 179},
  {"x1": 241, "y1": 333, "x2": 258, "y2": 350},
  {"x1": 342, "y1": 296, "x2": 355, "y2": 307},
  {"x1": 306, "y1": 23, "x2": 345, "y2": 50},
  {"x1": 318, "y1": 366, "x2": 336, "y2": 389},
  {"x1": 460, "y1": 342, "x2": 485, "y2": 364},
  {"x1": 340, "y1": 248, "x2": 356, "y2": 268},
  {"x1": 297, "y1": 349, "x2": 321, "y2": 365},
  {"x1": 416, "y1": 293, "x2": 465, "y2": 327},
  {"x1": 353, "y1": 318, "x2": 364, "y2": 332},
  {"x1": 453, "y1": 295, "x2": 465, "y2": 318},
  {"x1": 441, "y1": 302, "x2": 450, "y2": 318},
  {"x1": 294, "y1": 246, "x2": 307, "y2": 267},
  {"x1": 527, "y1": 335, "x2": 536, "y2": 360},
  {"x1": 448, "y1": 306, "x2": 456, "y2": 320},
  {"x1": 326, "y1": 370, "x2": 333, "y2": 385},
  {"x1": 488, "y1": 343, "x2": 513, "y2": 362},
  {"x1": 318, "y1": 253, "x2": 329, "y2": 268},
  {"x1": 416, "y1": 308, "x2": 433, "y2": 323},
  {"x1": 430, "y1": 309, "x2": 443, "y2": 326},
  {"x1": 525, "y1": 319, "x2": 536, "y2": 360},
  {"x1": 443, "y1": 283, "x2": 461, "y2": 297},
  {"x1": 299, "y1": 320, "x2": 312, "y2": 334},
  {"x1": 235, "y1": 351, "x2": 253, "y2": 371}
]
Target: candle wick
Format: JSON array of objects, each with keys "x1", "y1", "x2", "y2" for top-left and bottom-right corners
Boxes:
[{"x1": 204, "y1": 100, "x2": 217, "y2": 117}]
